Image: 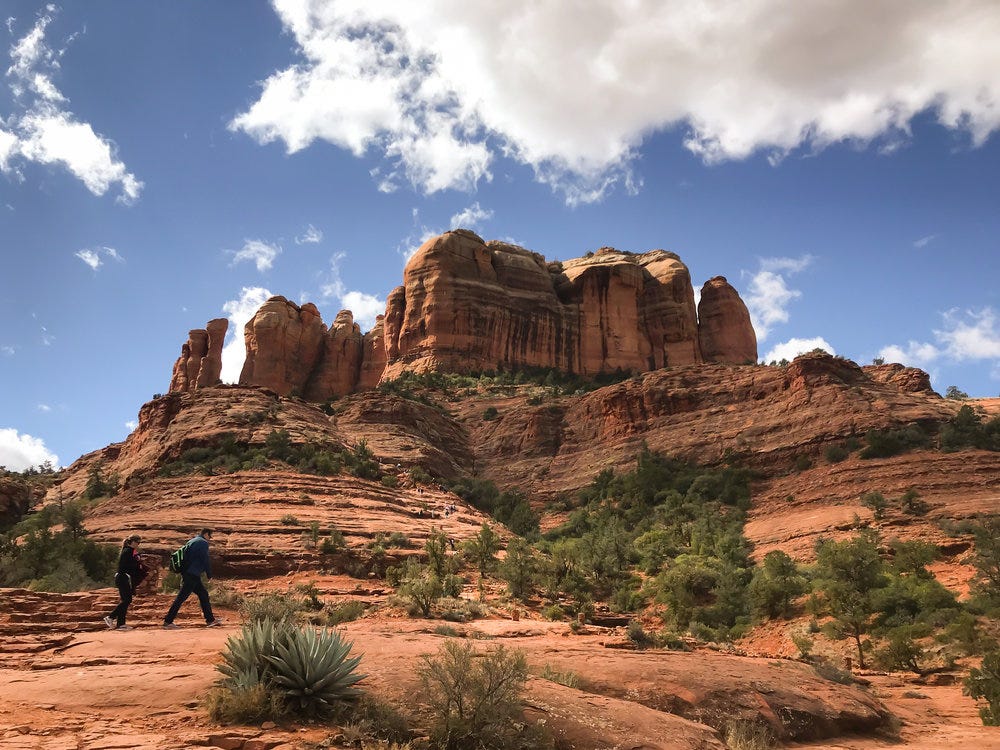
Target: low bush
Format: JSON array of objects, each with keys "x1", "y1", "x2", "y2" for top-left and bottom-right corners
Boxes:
[
  {"x1": 240, "y1": 592, "x2": 305, "y2": 624},
  {"x1": 417, "y1": 640, "x2": 531, "y2": 750},
  {"x1": 724, "y1": 720, "x2": 777, "y2": 750},
  {"x1": 324, "y1": 599, "x2": 366, "y2": 626}
]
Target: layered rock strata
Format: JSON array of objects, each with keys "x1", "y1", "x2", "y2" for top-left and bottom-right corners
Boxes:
[
  {"x1": 175, "y1": 232, "x2": 757, "y2": 400},
  {"x1": 168, "y1": 318, "x2": 227, "y2": 392}
]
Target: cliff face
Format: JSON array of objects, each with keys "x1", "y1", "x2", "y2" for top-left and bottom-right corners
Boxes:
[
  {"x1": 381, "y1": 230, "x2": 755, "y2": 381},
  {"x1": 171, "y1": 231, "x2": 757, "y2": 399}
]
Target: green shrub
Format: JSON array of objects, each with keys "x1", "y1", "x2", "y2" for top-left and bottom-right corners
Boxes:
[
  {"x1": 279, "y1": 514, "x2": 301, "y2": 526},
  {"x1": 240, "y1": 592, "x2": 305, "y2": 624},
  {"x1": 321, "y1": 528, "x2": 347, "y2": 554},
  {"x1": 398, "y1": 560, "x2": 444, "y2": 617},
  {"x1": 542, "y1": 604, "x2": 565, "y2": 621},
  {"x1": 965, "y1": 648, "x2": 1000, "y2": 725},
  {"x1": 793, "y1": 454, "x2": 813, "y2": 472},
  {"x1": 824, "y1": 444, "x2": 849, "y2": 463},
  {"x1": 482, "y1": 406, "x2": 499, "y2": 421},
  {"x1": 417, "y1": 641, "x2": 529, "y2": 750},
  {"x1": 381, "y1": 475, "x2": 399, "y2": 488},
  {"x1": 860, "y1": 425, "x2": 930, "y2": 459},
  {"x1": 873, "y1": 626, "x2": 924, "y2": 672},
  {"x1": 860, "y1": 491, "x2": 888, "y2": 520},
  {"x1": 538, "y1": 664, "x2": 580, "y2": 688},
  {"x1": 324, "y1": 600, "x2": 366, "y2": 626},
  {"x1": 215, "y1": 620, "x2": 365, "y2": 720}
]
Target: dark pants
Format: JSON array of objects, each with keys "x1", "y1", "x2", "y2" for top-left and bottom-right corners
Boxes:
[
  {"x1": 108, "y1": 573, "x2": 133, "y2": 627},
  {"x1": 164, "y1": 572, "x2": 214, "y2": 624}
]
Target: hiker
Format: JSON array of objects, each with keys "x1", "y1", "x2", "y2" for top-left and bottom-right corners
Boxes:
[
  {"x1": 162, "y1": 528, "x2": 222, "y2": 629},
  {"x1": 103, "y1": 534, "x2": 147, "y2": 631}
]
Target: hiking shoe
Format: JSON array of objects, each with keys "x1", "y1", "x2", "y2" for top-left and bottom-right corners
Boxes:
[
  {"x1": 206, "y1": 619, "x2": 223, "y2": 627},
  {"x1": 103, "y1": 616, "x2": 115, "y2": 630},
  {"x1": 116, "y1": 625, "x2": 135, "y2": 631},
  {"x1": 162, "y1": 622, "x2": 180, "y2": 630}
]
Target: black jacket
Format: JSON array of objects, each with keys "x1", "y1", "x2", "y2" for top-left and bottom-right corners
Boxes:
[{"x1": 116, "y1": 545, "x2": 147, "y2": 589}]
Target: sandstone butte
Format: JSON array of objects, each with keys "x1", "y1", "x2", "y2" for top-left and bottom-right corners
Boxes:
[
  {"x1": 169, "y1": 230, "x2": 757, "y2": 401},
  {"x1": 4, "y1": 234, "x2": 1000, "y2": 748}
]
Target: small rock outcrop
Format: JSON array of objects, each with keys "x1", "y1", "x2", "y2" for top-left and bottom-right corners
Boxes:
[
  {"x1": 698, "y1": 276, "x2": 757, "y2": 364},
  {"x1": 168, "y1": 318, "x2": 227, "y2": 392},
  {"x1": 864, "y1": 362, "x2": 937, "y2": 394}
]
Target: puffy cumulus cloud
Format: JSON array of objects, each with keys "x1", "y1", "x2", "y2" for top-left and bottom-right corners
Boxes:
[
  {"x1": 74, "y1": 245, "x2": 123, "y2": 271},
  {"x1": 125, "y1": 419, "x2": 138, "y2": 431},
  {"x1": 234, "y1": 0, "x2": 1000, "y2": 204},
  {"x1": 295, "y1": 224, "x2": 323, "y2": 244},
  {"x1": 449, "y1": 202, "x2": 493, "y2": 231},
  {"x1": 743, "y1": 255, "x2": 813, "y2": 343},
  {"x1": 879, "y1": 307, "x2": 1000, "y2": 369},
  {"x1": 764, "y1": 336, "x2": 836, "y2": 363},
  {"x1": 0, "y1": 427, "x2": 59, "y2": 471},
  {"x1": 318, "y1": 252, "x2": 386, "y2": 331},
  {"x1": 220, "y1": 286, "x2": 273, "y2": 382},
  {"x1": 231, "y1": 239, "x2": 281, "y2": 272},
  {"x1": 1, "y1": 9, "x2": 142, "y2": 203}
]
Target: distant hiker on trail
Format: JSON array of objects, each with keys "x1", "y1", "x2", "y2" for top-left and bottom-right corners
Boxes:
[
  {"x1": 103, "y1": 534, "x2": 147, "y2": 631},
  {"x1": 162, "y1": 528, "x2": 222, "y2": 629}
]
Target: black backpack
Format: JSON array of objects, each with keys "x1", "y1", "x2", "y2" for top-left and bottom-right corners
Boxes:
[{"x1": 169, "y1": 541, "x2": 192, "y2": 573}]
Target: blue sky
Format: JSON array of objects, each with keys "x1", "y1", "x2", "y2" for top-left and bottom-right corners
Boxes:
[{"x1": 1, "y1": 1, "x2": 999, "y2": 470}]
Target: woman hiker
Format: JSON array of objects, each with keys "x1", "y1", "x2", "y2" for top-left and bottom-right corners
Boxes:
[{"x1": 103, "y1": 534, "x2": 147, "y2": 630}]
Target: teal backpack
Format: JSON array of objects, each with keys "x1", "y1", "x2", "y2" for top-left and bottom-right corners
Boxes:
[{"x1": 169, "y1": 541, "x2": 192, "y2": 573}]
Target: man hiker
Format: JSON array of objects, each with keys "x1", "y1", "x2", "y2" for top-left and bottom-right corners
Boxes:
[
  {"x1": 103, "y1": 533, "x2": 147, "y2": 630},
  {"x1": 162, "y1": 528, "x2": 222, "y2": 629}
]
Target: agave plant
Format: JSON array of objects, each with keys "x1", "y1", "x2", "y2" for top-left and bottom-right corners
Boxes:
[
  {"x1": 217, "y1": 619, "x2": 291, "y2": 686},
  {"x1": 263, "y1": 626, "x2": 366, "y2": 717}
]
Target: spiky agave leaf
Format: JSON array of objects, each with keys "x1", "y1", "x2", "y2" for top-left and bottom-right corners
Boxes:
[
  {"x1": 217, "y1": 619, "x2": 292, "y2": 685},
  {"x1": 264, "y1": 626, "x2": 366, "y2": 716}
]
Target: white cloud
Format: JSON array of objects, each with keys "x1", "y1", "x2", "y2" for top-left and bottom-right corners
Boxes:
[
  {"x1": 765, "y1": 336, "x2": 836, "y2": 363},
  {"x1": 449, "y1": 202, "x2": 493, "y2": 231},
  {"x1": 37, "y1": 403, "x2": 51, "y2": 412},
  {"x1": 879, "y1": 307, "x2": 1000, "y2": 368},
  {"x1": 295, "y1": 224, "x2": 323, "y2": 244},
  {"x1": 743, "y1": 255, "x2": 813, "y2": 343},
  {"x1": 125, "y1": 419, "x2": 137, "y2": 431},
  {"x1": 231, "y1": 239, "x2": 281, "y2": 272},
  {"x1": 397, "y1": 207, "x2": 441, "y2": 261},
  {"x1": 2, "y1": 10, "x2": 142, "y2": 203},
  {"x1": 0, "y1": 427, "x2": 59, "y2": 471},
  {"x1": 233, "y1": 1, "x2": 1000, "y2": 204},
  {"x1": 74, "y1": 246, "x2": 123, "y2": 271},
  {"x1": 913, "y1": 234, "x2": 938, "y2": 249},
  {"x1": 318, "y1": 253, "x2": 386, "y2": 330},
  {"x1": 1, "y1": 345, "x2": 14, "y2": 356},
  {"x1": 878, "y1": 341, "x2": 941, "y2": 368},
  {"x1": 220, "y1": 286, "x2": 273, "y2": 383},
  {"x1": 75, "y1": 248, "x2": 101, "y2": 270}
]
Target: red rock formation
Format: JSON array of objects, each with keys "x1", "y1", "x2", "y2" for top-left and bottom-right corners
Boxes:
[
  {"x1": 303, "y1": 310, "x2": 363, "y2": 402},
  {"x1": 381, "y1": 231, "x2": 743, "y2": 380},
  {"x1": 698, "y1": 276, "x2": 757, "y2": 364},
  {"x1": 168, "y1": 318, "x2": 228, "y2": 392},
  {"x1": 173, "y1": 233, "x2": 755, "y2": 399},
  {"x1": 863, "y1": 362, "x2": 937, "y2": 394},
  {"x1": 239, "y1": 297, "x2": 325, "y2": 397}
]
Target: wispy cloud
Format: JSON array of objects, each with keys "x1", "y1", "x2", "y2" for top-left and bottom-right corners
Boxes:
[
  {"x1": 1, "y1": 8, "x2": 142, "y2": 203},
  {"x1": 220, "y1": 286, "x2": 273, "y2": 383},
  {"x1": 398, "y1": 207, "x2": 442, "y2": 262},
  {"x1": 295, "y1": 224, "x2": 323, "y2": 244},
  {"x1": 231, "y1": 239, "x2": 281, "y2": 273},
  {"x1": 764, "y1": 336, "x2": 835, "y2": 363},
  {"x1": 879, "y1": 307, "x2": 1000, "y2": 377},
  {"x1": 74, "y1": 245, "x2": 123, "y2": 271},
  {"x1": 1, "y1": 345, "x2": 14, "y2": 356},
  {"x1": 0, "y1": 427, "x2": 59, "y2": 471},
  {"x1": 125, "y1": 419, "x2": 137, "y2": 431},
  {"x1": 234, "y1": 2, "x2": 1000, "y2": 205},
  {"x1": 449, "y1": 202, "x2": 493, "y2": 231},
  {"x1": 37, "y1": 403, "x2": 51, "y2": 412},
  {"x1": 318, "y1": 252, "x2": 386, "y2": 331},
  {"x1": 913, "y1": 233, "x2": 939, "y2": 249},
  {"x1": 743, "y1": 255, "x2": 814, "y2": 343}
]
